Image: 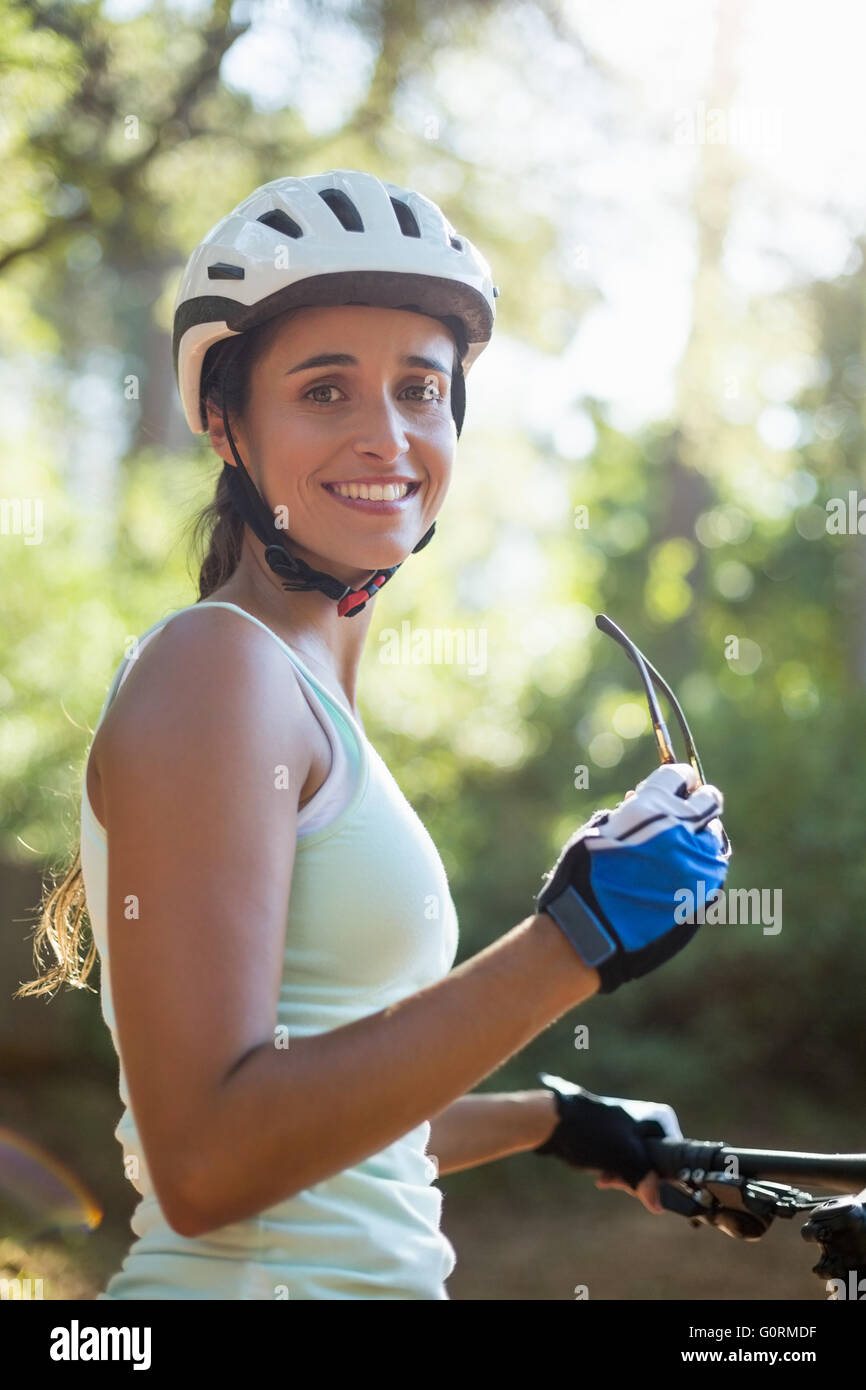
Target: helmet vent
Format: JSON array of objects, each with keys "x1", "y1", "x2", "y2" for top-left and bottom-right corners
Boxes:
[
  {"x1": 449, "y1": 236, "x2": 464, "y2": 251},
  {"x1": 318, "y1": 188, "x2": 364, "y2": 231},
  {"x1": 390, "y1": 198, "x2": 421, "y2": 237},
  {"x1": 208, "y1": 262, "x2": 245, "y2": 279},
  {"x1": 257, "y1": 209, "x2": 303, "y2": 239}
]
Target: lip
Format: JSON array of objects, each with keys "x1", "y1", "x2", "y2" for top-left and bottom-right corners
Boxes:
[
  {"x1": 322, "y1": 479, "x2": 421, "y2": 515},
  {"x1": 325, "y1": 476, "x2": 420, "y2": 487}
]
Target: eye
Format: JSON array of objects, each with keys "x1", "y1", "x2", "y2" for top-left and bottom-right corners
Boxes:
[
  {"x1": 404, "y1": 375, "x2": 445, "y2": 403},
  {"x1": 302, "y1": 377, "x2": 445, "y2": 405},
  {"x1": 304, "y1": 383, "x2": 344, "y2": 404}
]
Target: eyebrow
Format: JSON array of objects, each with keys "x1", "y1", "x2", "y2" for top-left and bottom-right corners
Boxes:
[{"x1": 284, "y1": 352, "x2": 452, "y2": 378}]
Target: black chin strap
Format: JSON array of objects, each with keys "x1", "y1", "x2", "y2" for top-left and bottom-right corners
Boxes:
[{"x1": 219, "y1": 339, "x2": 464, "y2": 618}]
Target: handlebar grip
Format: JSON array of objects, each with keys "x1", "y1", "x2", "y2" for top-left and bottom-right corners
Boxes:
[
  {"x1": 643, "y1": 1136, "x2": 727, "y2": 1179},
  {"x1": 644, "y1": 1137, "x2": 866, "y2": 1193}
]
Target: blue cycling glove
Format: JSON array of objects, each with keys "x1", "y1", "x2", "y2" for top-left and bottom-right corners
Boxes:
[{"x1": 535, "y1": 763, "x2": 730, "y2": 994}]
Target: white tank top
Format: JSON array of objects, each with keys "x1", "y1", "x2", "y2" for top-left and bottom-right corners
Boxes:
[{"x1": 80, "y1": 600, "x2": 460, "y2": 1299}]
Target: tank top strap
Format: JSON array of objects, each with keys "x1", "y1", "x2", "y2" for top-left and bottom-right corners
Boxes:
[
  {"x1": 97, "y1": 601, "x2": 364, "y2": 757},
  {"x1": 191, "y1": 601, "x2": 366, "y2": 764},
  {"x1": 96, "y1": 614, "x2": 187, "y2": 726},
  {"x1": 91, "y1": 601, "x2": 368, "y2": 840},
  {"x1": 192, "y1": 603, "x2": 364, "y2": 837}
]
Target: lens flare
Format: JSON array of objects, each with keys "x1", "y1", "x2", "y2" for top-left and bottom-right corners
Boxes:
[{"x1": 0, "y1": 1127, "x2": 101, "y2": 1243}]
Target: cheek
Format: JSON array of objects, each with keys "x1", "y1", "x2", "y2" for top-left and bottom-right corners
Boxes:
[
  {"x1": 254, "y1": 408, "x2": 328, "y2": 474},
  {"x1": 417, "y1": 415, "x2": 456, "y2": 465}
]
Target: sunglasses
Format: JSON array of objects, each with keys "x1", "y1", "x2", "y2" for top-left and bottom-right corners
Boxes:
[
  {"x1": 595, "y1": 613, "x2": 707, "y2": 786},
  {"x1": 596, "y1": 613, "x2": 731, "y2": 857}
]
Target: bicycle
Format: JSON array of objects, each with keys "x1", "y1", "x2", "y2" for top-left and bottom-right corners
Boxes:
[{"x1": 616, "y1": 1132, "x2": 866, "y2": 1299}]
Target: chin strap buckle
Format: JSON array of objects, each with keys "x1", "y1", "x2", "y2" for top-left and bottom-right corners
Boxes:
[
  {"x1": 336, "y1": 572, "x2": 391, "y2": 617},
  {"x1": 336, "y1": 521, "x2": 437, "y2": 616}
]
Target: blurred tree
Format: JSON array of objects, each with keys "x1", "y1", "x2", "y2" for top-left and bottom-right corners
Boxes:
[{"x1": 3, "y1": 0, "x2": 866, "y2": 1304}]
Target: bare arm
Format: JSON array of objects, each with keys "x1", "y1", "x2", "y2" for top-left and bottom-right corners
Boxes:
[
  {"x1": 426, "y1": 1091, "x2": 668, "y2": 1214},
  {"x1": 427, "y1": 1091, "x2": 558, "y2": 1174},
  {"x1": 100, "y1": 608, "x2": 598, "y2": 1238},
  {"x1": 414, "y1": 776, "x2": 702, "y2": 1215},
  {"x1": 186, "y1": 912, "x2": 592, "y2": 1233}
]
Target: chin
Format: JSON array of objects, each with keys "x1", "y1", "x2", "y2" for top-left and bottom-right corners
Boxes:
[
  {"x1": 354, "y1": 551, "x2": 409, "y2": 577},
  {"x1": 333, "y1": 541, "x2": 415, "y2": 575}
]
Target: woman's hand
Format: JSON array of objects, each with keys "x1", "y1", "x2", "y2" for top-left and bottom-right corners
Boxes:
[
  {"x1": 595, "y1": 1168, "x2": 665, "y2": 1215},
  {"x1": 534, "y1": 1072, "x2": 683, "y2": 1213},
  {"x1": 533, "y1": 762, "x2": 730, "y2": 995}
]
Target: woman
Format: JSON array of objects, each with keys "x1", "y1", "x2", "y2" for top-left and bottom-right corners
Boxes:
[{"x1": 21, "y1": 170, "x2": 729, "y2": 1299}]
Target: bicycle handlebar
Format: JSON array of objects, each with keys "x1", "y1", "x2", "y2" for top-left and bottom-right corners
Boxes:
[{"x1": 644, "y1": 1137, "x2": 866, "y2": 1195}]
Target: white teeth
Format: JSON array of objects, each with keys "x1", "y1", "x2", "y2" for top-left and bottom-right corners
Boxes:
[{"x1": 329, "y1": 481, "x2": 412, "y2": 501}]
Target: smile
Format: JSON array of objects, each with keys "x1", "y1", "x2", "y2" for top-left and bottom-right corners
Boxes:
[
  {"x1": 325, "y1": 480, "x2": 417, "y2": 500},
  {"x1": 323, "y1": 480, "x2": 421, "y2": 512}
]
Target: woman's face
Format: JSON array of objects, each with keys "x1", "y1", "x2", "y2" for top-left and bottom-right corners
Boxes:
[{"x1": 208, "y1": 303, "x2": 458, "y2": 586}]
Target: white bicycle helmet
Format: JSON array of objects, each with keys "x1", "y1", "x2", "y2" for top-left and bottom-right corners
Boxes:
[{"x1": 172, "y1": 169, "x2": 498, "y2": 616}]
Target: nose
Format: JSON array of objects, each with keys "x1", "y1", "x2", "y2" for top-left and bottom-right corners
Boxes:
[{"x1": 350, "y1": 389, "x2": 411, "y2": 461}]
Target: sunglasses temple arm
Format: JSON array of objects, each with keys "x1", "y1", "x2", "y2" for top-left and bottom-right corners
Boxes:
[
  {"x1": 639, "y1": 652, "x2": 706, "y2": 787},
  {"x1": 630, "y1": 658, "x2": 680, "y2": 770},
  {"x1": 635, "y1": 660, "x2": 726, "y2": 851},
  {"x1": 594, "y1": 616, "x2": 677, "y2": 766},
  {"x1": 595, "y1": 614, "x2": 705, "y2": 785}
]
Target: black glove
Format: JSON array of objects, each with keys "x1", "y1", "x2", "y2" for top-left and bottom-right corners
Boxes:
[{"x1": 533, "y1": 1071, "x2": 681, "y2": 1190}]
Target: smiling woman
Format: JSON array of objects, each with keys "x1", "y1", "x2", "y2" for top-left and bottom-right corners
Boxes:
[
  {"x1": 192, "y1": 302, "x2": 464, "y2": 616},
  {"x1": 205, "y1": 301, "x2": 460, "y2": 584},
  {"x1": 18, "y1": 169, "x2": 721, "y2": 1303}
]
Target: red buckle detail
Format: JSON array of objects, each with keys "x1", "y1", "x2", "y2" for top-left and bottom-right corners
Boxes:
[
  {"x1": 337, "y1": 591, "x2": 367, "y2": 617},
  {"x1": 337, "y1": 573, "x2": 387, "y2": 617}
]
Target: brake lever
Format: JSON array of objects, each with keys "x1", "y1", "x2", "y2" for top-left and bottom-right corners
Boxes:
[
  {"x1": 658, "y1": 1172, "x2": 821, "y2": 1239},
  {"x1": 659, "y1": 1180, "x2": 705, "y2": 1221}
]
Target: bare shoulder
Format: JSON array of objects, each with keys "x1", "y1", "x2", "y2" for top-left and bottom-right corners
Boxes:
[{"x1": 96, "y1": 603, "x2": 314, "y2": 795}]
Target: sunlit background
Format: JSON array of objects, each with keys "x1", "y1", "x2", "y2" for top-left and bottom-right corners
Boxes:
[{"x1": 3, "y1": 0, "x2": 866, "y2": 1300}]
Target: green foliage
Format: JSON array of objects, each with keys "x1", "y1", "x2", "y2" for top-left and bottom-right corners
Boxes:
[{"x1": 4, "y1": 1, "x2": 866, "y2": 1262}]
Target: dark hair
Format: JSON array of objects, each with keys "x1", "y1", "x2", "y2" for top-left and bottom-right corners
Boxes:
[{"x1": 188, "y1": 311, "x2": 299, "y2": 599}]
